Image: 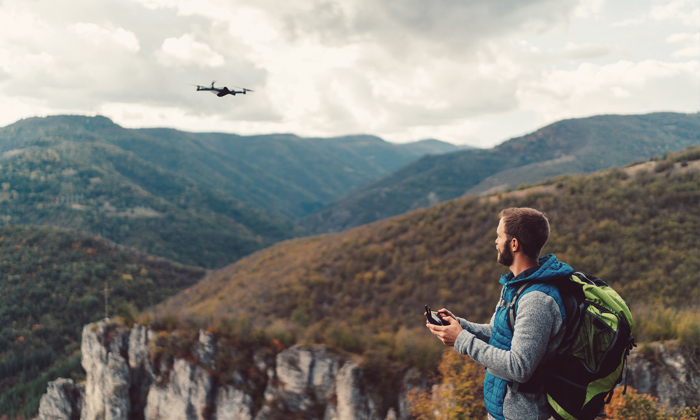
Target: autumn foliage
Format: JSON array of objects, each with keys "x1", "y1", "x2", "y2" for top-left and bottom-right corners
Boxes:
[
  {"x1": 406, "y1": 350, "x2": 698, "y2": 420},
  {"x1": 159, "y1": 147, "x2": 700, "y2": 363},
  {"x1": 406, "y1": 350, "x2": 487, "y2": 420},
  {"x1": 604, "y1": 388, "x2": 698, "y2": 420}
]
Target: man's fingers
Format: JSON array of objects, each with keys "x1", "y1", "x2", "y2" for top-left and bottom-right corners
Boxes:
[
  {"x1": 426, "y1": 323, "x2": 446, "y2": 334},
  {"x1": 437, "y1": 308, "x2": 456, "y2": 319}
]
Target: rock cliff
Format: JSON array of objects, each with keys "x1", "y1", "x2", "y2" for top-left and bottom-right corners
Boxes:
[
  {"x1": 36, "y1": 320, "x2": 699, "y2": 419},
  {"x1": 37, "y1": 320, "x2": 421, "y2": 420},
  {"x1": 626, "y1": 341, "x2": 700, "y2": 409}
]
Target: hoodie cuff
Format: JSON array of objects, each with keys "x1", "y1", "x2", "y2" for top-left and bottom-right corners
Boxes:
[{"x1": 454, "y1": 329, "x2": 474, "y2": 355}]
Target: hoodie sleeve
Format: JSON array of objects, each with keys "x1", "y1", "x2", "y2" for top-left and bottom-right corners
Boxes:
[
  {"x1": 453, "y1": 291, "x2": 563, "y2": 383},
  {"x1": 457, "y1": 315, "x2": 494, "y2": 343}
]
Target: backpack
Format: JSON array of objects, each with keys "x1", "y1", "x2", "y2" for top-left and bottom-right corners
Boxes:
[{"x1": 507, "y1": 271, "x2": 636, "y2": 420}]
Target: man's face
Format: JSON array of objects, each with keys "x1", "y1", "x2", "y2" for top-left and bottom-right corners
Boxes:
[{"x1": 496, "y1": 218, "x2": 514, "y2": 267}]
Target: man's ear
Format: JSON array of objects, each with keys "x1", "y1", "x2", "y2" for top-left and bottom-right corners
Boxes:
[{"x1": 511, "y1": 237, "x2": 520, "y2": 253}]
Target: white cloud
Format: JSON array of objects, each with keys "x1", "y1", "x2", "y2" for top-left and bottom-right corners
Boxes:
[
  {"x1": 666, "y1": 32, "x2": 700, "y2": 58},
  {"x1": 226, "y1": 7, "x2": 279, "y2": 46},
  {"x1": 651, "y1": 0, "x2": 700, "y2": 26},
  {"x1": 3, "y1": 52, "x2": 54, "y2": 79},
  {"x1": 564, "y1": 42, "x2": 614, "y2": 60},
  {"x1": 157, "y1": 34, "x2": 225, "y2": 67},
  {"x1": 574, "y1": 0, "x2": 604, "y2": 18},
  {"x1": 0, "y1": 0, "x2": 698, "y2": 149},
  {"x1": 69, "y1": 23, "x2": 140, "y2": 52},
  {"x1": 612, "y1": 18, "x2": 645, "y2": 27},
  {"x1": 611, "y1": 86, "x2": 631, "y2": 98},
  {"x1": 0, "y1": 4, "x2": 53, "y2": 42},
  {"x1": 517, "y1": 59, "x2": 700, "y2": 126}
]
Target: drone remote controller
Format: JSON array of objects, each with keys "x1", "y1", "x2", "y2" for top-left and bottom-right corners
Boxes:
[{"x1": 425, "y1": 305, "x2": 450, "y2": 326}]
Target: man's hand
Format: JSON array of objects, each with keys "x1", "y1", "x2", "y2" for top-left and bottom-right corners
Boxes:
[
  {"x1": 425, "y1": 311, "x2": 462, "y2": 347},
  {"x1": 436, "y1": 308, "x2": 457, "y2": 321}
]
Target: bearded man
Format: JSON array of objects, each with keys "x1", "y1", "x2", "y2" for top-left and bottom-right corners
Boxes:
[{"x1": 427, "y1": 207, "x2": 573, "y2": 420}]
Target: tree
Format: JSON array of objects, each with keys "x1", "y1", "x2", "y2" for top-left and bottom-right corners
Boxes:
[{"x1": 406, "y1": 350, "x2": 486, "y2": 420}]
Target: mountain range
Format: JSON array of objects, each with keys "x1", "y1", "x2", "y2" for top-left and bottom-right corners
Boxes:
[
  {"x1": 0, "y1": 115, "x2": 460, "y2": 267},
  {"x1": 1, "y1": 109, "x2": 698, "y2": 418},
  {"x1": 1, "y1": 113, "x2": 697, "y2": 268},
  {"x1": 159, "y1": 146, "x2": 700, "y2": 359},
  {"x1": 1, "y1": 116, "x2": 460, "y2": 220},
  {"x1": 301, "y1": 112, "x2": 700, "y2": 234},
  {"x1": 3, "y1": 146, "x2": 698, "y2": 418}
]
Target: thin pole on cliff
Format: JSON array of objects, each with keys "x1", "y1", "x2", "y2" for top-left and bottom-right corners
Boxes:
[{"x1": 105, "y1": 280, "x2": 109, "y2": 320}]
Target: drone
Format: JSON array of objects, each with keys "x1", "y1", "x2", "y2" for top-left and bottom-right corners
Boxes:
[{"x1": 195, "y1": 82, "x2": 254, "y2": 97}]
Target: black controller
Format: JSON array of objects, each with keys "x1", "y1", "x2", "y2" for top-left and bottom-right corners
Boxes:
[{"x1": 425, "y1": 305, "x2": 450, "y2": 326}]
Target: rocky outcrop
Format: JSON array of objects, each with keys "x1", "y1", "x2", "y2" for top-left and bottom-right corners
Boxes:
[
  {"x1": 37, "y1": 378, "x2": 83, "y2": 420},
  {"x1": 335, "y1": 361, "x2": 380, "y2": 420},
  {"x1": 215, "y1": 386, "x2": 253, "y2": 420},
  {"x1": 129, "y1": 324, "x2": 155, "y2": 417},
  {"x1": 80, "y1": 321, "x2": 132, "y2": 420},
  {"x1": 145, "y1": 359, "x2": 214, "y2": 420},
  {"x1": 267, "y1": 346, "x2": 340, "y2": 412},
  {"x1": 40, "y1": 320, "x2": 698, "y2": 420},
  {"x1": 38, "y1": 320, "x2": 421, "y2": 420},
  {"x1": 626, "y1": 341, "x2": 700, "y2": 409}
]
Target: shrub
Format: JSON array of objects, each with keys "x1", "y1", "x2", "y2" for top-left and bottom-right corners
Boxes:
[
  {"x1": 393, "y1": 327, "x2": 444, "y2": 372},
  {"x1": 633, "y1": 306, "x2": 700, "y2": 350},
  {"x1": 406, "y1": 350, "x2": 486, "y2": 420},
  {"x1": 606, "y1": 388, "x2": 698, "y2": 420},
  {"x1": 654, "y1": 160, "x2": 674, "y2": 173}
]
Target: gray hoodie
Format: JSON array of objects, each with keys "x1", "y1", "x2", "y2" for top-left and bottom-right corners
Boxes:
[{"x1": 454, "y1": 289, "x2": 565, "y2": 420}]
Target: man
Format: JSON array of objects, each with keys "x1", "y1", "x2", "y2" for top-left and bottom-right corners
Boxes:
[{"x1": 427, "y1": 207, "x2": 573, "y2": 420}]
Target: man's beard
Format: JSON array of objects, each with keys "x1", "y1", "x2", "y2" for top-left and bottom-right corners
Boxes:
[{"x1": 498, "y1": 243, "x2": 514, "y2": 266}]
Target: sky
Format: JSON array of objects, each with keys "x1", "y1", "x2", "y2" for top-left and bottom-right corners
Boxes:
[{"x1": 0, "y1": 0, "x2": 698, "y2": 147}]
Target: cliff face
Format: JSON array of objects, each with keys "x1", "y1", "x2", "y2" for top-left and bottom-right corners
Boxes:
[
  {"x1": 36, "y1": 320, "x2": 699, "y2": 420},
  {"x1": 37, "y1": 320, "x2": 422, "y2": 420},
  {"x1": 626, "y1": 341, "x2": 700, "y2": 409}
]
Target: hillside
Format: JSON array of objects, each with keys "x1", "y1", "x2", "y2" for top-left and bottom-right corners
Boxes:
[
  {"x1": 301, "y1": 112, "x2": 700, "y2": 233},
  {"x1": 158, "y1": 146, "x2": 700, "y2": 360},
  {"x1": 1, "y1": 115, "x2": 459, "y2": 220},
  {"x1": 0, "y1": 140, "x2": 303, "y2": 268},
  {"x1": 0, "y1": 224, "x2": 206, "y2": 417}
]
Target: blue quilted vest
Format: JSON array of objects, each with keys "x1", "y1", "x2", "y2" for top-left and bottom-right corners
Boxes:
[{"x1": 483, "y1": 254, "x2": 572, "y2": 420}]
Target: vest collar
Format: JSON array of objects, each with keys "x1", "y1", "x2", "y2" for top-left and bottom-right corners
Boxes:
[{"x1": 499, "y1": 254, "x2": 573, "y2": 286}]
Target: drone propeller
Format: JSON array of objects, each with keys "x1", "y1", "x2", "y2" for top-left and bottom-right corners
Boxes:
[{"x1": 232, "y1": 85, "x2": 254, "y2": 92}]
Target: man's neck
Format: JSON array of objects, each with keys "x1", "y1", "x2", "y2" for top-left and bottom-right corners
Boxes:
[{"x1": 510, "y1": 257, "x2": 540, "y2": 278}]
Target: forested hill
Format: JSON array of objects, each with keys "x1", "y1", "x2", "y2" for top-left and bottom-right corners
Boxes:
[
  {"x1": 0, "y1": 115, "x2": 459, "y2": 220},
  {"x1": 0, "y1": 139, "x2": 303, "y2": 268},
  {"x1": 159, "y1": 146, "x2": 700, "y2": 361},
  {"x1": 301, "y1": 112, "x2": 700, "y2": 234},
  {"x1": 0, "y1": 224, "x2": 205, "y2": 417}
]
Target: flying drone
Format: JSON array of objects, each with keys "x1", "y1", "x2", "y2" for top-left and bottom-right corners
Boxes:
[{"x1": 195, "y1": 82, "x2": 254, "y2": 97}]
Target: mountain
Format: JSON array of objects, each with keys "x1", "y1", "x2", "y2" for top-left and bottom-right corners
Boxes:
[
  {"x1": 0, "y1": 137, "x2": 303, "y2": 268},
  {"x1": 0, "y1": 224, "x2": 206, "y2": 417},
  {"x1": 301, "y1": 112, "x2": 700, "y2": 234},
  {"x1": 398, "y1": 138, "x2": 469, "y2": 156},
  {"x1": 109, "y1": 130, "x2": 459, "y2": 218},
  {"x1": 158, "y1": 146, "x2": 700, "y2": 359},
  {"x1": 1, "y1": 116, "x2": 459, "y2": 220}
]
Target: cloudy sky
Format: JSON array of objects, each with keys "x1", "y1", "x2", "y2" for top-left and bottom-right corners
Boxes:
[{"x1": 0, "y1": 0, "x2": 697, "y2": 147}]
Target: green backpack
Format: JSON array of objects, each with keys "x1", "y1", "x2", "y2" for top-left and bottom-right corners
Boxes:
[{"x1": 507, "y1": 271, "x2": 636, "y2": 420}]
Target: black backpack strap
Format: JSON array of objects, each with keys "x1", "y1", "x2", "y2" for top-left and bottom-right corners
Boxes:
[
  {"x1": 574, "y1": 271, "x2": 608, "y2": 287},
  {"x1": 507, "y1": 281, "x2": 534, "y2": 333}
]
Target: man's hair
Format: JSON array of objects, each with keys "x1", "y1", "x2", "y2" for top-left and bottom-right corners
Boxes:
[{"x1": 499, "y1": 207, "x2": 550, "y2": 259}]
